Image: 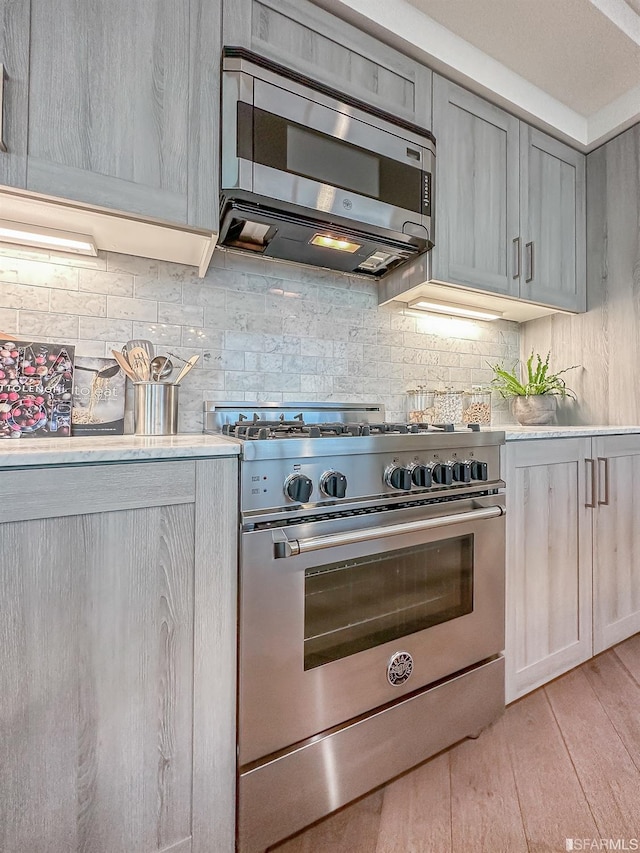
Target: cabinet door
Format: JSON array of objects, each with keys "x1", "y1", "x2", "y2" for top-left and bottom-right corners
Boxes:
[
  {"x1": 592, "y1": 435, "x2": 640, "y2": 654},
  {"x1": 0, "y1": 0, "x2": 29, "y2": 188},
  {"x1": 25, "y1": 0, "x2": 219, "y2": 230},
  {"x1": 187, "y1": 0, "x2": 221, "y2": 231},
  {"x1": 519, "y1": 125, "x2": 586, "y2": 312},
  {"x1": 503, "y1": 438, "x2": 593, "y2": 703},
  {"x1": 224, "y1": 0, "x2": 431, "y2": 126},
  {"x1": 431, "y1": 76, "x2": 520, "y2": 297},
  {"x1": 0, "y1": 458, "x2": 237, "y2": 853}
]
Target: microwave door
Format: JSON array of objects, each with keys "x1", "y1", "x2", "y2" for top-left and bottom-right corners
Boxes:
[
  {"x1": 249, "y1": 80, "x2": 428, "y2": 233},
  {"x1": 253, "y1": 79, "x2": 425, "y2": 166}
]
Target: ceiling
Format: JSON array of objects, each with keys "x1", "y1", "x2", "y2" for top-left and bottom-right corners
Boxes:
[{"x1": 317, "y1": 0, "x2": 640, "y2": 150}]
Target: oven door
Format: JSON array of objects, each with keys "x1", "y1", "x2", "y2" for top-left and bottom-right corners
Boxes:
[{"x1": 239, "y1": 493, "x2": 505, "y2": 766}]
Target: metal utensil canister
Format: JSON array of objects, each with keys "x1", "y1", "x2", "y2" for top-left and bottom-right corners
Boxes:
[{"x1": 133, "y1": 382, "x2": 179, "y2": 435}]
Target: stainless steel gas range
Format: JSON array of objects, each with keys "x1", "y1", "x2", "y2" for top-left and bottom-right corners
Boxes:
[{"x1": 203, "y1": 401, "x2": 506, "y2": 852}]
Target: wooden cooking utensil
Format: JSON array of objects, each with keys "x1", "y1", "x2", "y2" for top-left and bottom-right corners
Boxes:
[
  {"x1": 122, "y1": 339, "x2": 154, "y2": 360},
  {"x1": 111, "y1": 349, "x2": 138, "y2": 382},
  {"x1": 128, "y1": 346, "x2": 151, "y2": 381},
  {"x1": 174, "y1": 354, "x2": 199, "y2": 384}
]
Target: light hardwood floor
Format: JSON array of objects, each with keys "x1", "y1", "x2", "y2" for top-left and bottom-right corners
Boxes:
[{"x1": 272, "y1": 635, "x2": 640, "y2": 852}]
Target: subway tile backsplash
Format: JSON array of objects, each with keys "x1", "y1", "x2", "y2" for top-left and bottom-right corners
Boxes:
[{"x1": 0, "y1": 246, "x2": 520, "y2": 432}]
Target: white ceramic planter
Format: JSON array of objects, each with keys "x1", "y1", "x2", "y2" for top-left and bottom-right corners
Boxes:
[{"x1": 510, "y1": 395, "x2": 557, "y2": 425}]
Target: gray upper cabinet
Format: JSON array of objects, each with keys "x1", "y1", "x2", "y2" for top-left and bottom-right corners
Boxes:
[
  {"x1": 431, "y1": 76, "x2": 520, "y2": 298},
  {"x1": 0, "y1": 0, "x2": 29, "y2": 188},
  {"x1": 519, "y1": 125, "x2": 586, "y2": 312},
  {"x1": 223, "y1": 0, "x2": 432, "y2": 127},
  {"x1": 1, "y1": 0, "x2": 220, "y2": 232},
  {"x1": 431, "y1": 74, "x2": 586, "y2": 314}
]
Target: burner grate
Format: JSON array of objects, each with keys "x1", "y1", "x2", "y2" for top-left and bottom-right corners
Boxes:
[{"x1": 219, "y1": 414, "x2": 479, "y2": 440}]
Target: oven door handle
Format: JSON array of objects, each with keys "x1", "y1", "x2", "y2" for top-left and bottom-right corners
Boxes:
[{"x1": 272, "y1": 504, "x2": 505, "y2": 558}]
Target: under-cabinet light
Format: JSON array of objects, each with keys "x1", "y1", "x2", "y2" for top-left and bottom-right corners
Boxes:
[
  {"x1": 0, "y1": 219, "x2": 98, "y2": 256},
  {"x1": 310, "y1": 234, "x2": 361, "y2": 253},
  {"x1": 408, "y1": 297, "x2": 503, "y2": 322}
]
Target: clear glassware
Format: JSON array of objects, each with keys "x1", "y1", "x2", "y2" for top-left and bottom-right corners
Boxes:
[
  {"x1": 406, "y1": 387, "x2": 435, "y2": 424},
  {"x1": 462, "y1": 388, "x2": 492, "y2": 425},
  {"x1": 433, "y1": 389, "x2": 464, "y2": 425}
]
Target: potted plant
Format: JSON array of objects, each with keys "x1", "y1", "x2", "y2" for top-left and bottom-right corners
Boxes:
[{"x1": 489, "y1": 352, "x2": 578, "y2": 425}]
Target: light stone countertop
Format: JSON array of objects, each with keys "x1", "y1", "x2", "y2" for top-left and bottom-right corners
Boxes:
[
  {"x1": 4, "y1": 426, "x2": 640, "y2": 468},
  {"x1": 0, "y1": 433, "x2": 241, "y2": 468},
  {"x1": 503, "y1": 425, "x2": 640, "y2": 440}
]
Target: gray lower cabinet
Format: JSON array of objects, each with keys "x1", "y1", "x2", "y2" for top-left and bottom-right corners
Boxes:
[
  {"x1": 504, "y1": 434, "x2": 640, "y2": 703},
  {"x1": 223, "y1": 0, "x2": 432, "y2": 127},
  {"x1": 592, "y1": 435, "x2": 640, "y2": 654},
  {"x1": 503, "y1": 438, "x2": 593, "y2": 703},
  {"x1": 432, "y1": 75, "x2": 586, "y2": 313},
  {"x1": 0, "y1": 457, "x2": 237, "y2": 853},
  {"x1": 0, "y1": 0, "x2": 220, "y2": 231}
]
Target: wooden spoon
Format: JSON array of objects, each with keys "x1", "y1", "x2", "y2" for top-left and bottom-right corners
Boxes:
[
  {"x1": 111, "y1": 349, "x2": 138, "y2": 382},
  {"x1": 128, "y1": 346, "x2": 151, "y2": 381},
  {"x1": 174, "y1": 354, "x2": 199, "y2": 384}
]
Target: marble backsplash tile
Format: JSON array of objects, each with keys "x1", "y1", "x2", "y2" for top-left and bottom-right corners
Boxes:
[{"x1": 0, "y1": 246, "x2": 520, "y2": 431}]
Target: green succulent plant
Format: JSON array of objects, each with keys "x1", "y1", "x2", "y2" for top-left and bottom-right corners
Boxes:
[{"x1": 489, "y1": 352, "x2": 578, "y2": 400}]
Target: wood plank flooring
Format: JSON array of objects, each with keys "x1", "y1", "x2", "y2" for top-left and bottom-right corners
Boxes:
[{"x1": 272, "y1": 636, "x2": 640, "y2": 853}]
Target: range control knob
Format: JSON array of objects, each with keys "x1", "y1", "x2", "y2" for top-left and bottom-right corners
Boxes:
[
  {"x1": 408, "y1": 462, "x2": 432, "y2": 489},
  {"x1": 471, "y1": 460, "x2": 489, "y2": 481},
  {"x1": 320, "y1": 470, "x2": 348, "y2": 499},
  {"x1": 453, "y1": 460, "x2": 472, "y2": 484},
  {"x1": 431, "y1": 462, "x2": 453, "y2": 486},
  {"x1": 284, "y1": 473, "x2": 313, "y2": 503},
  {"x1": 385, "y1": 464, "x2": 412, "y2": 491}
]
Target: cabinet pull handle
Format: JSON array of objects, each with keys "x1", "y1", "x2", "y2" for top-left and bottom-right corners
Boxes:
[
  {"x1": 597, "y1": 457, "x2": 609, "y2": 506},
  {"x1": 525, "y1": 241, "x2": 534, "y2": 283},
  {"x1": 585, "y1": 458, "x2": 596, "y2": 508},
  {"x1": 512, "y1": 237, "x2": 521, "y2": 279},
  {"x1": 0, "y1": 65, "x2": 7, "y2": 153}
]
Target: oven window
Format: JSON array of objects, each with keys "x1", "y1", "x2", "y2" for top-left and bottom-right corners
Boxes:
[{"x1": 304, "y1": 535, "x2": 473, "y2": 669}]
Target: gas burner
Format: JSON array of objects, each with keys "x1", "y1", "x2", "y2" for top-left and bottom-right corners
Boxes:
[
  {"x1": 408, "y1": 423, "x2": 481, "y2": 433},
  {"x1": 222, "y1": 414, "x2": 305, "y2": 439},
  {"x1": 408, "y1": 422, "x2": 454, "y2": 433},
  {"x1": 364, "y1": 422, "x2": 409, "y2": 435},
  {"x1": 310, "y1": 422, "x2": 352, "y2": 437}
]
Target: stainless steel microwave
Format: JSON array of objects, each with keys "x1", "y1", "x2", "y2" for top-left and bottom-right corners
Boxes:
[{"x1": 219, "y1": 47, "x2": 436, "y2": 279}]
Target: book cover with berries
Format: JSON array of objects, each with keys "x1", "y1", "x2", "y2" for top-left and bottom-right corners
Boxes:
[{"x1": 0, "y1": 338, "x2": 75, "y2": 439}]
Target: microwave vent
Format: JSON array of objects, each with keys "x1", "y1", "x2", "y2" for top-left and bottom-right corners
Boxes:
[
  {"x1": 357, "y1": 250, "x2": 401, "y2": 273},
  {"x1": 226, "y1": 218, "x2": 275, "y2": 253}
]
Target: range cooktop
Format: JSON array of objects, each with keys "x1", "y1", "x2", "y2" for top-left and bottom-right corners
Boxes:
[{"x1": 204, "y1": 401, "x2": 487, "y2": 442}]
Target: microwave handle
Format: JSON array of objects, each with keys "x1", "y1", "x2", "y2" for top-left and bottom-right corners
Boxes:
[{"x1": 273, "y1": 504, "x2": 505, "y2": 558}]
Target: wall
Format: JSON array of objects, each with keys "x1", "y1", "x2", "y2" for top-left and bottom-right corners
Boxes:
[
  {"x1": 522, "y1": 123, "x2": 640, "y2": 425},
  {"x1": 0, "y1": 245, "x2": 520, "y2": 432}
]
